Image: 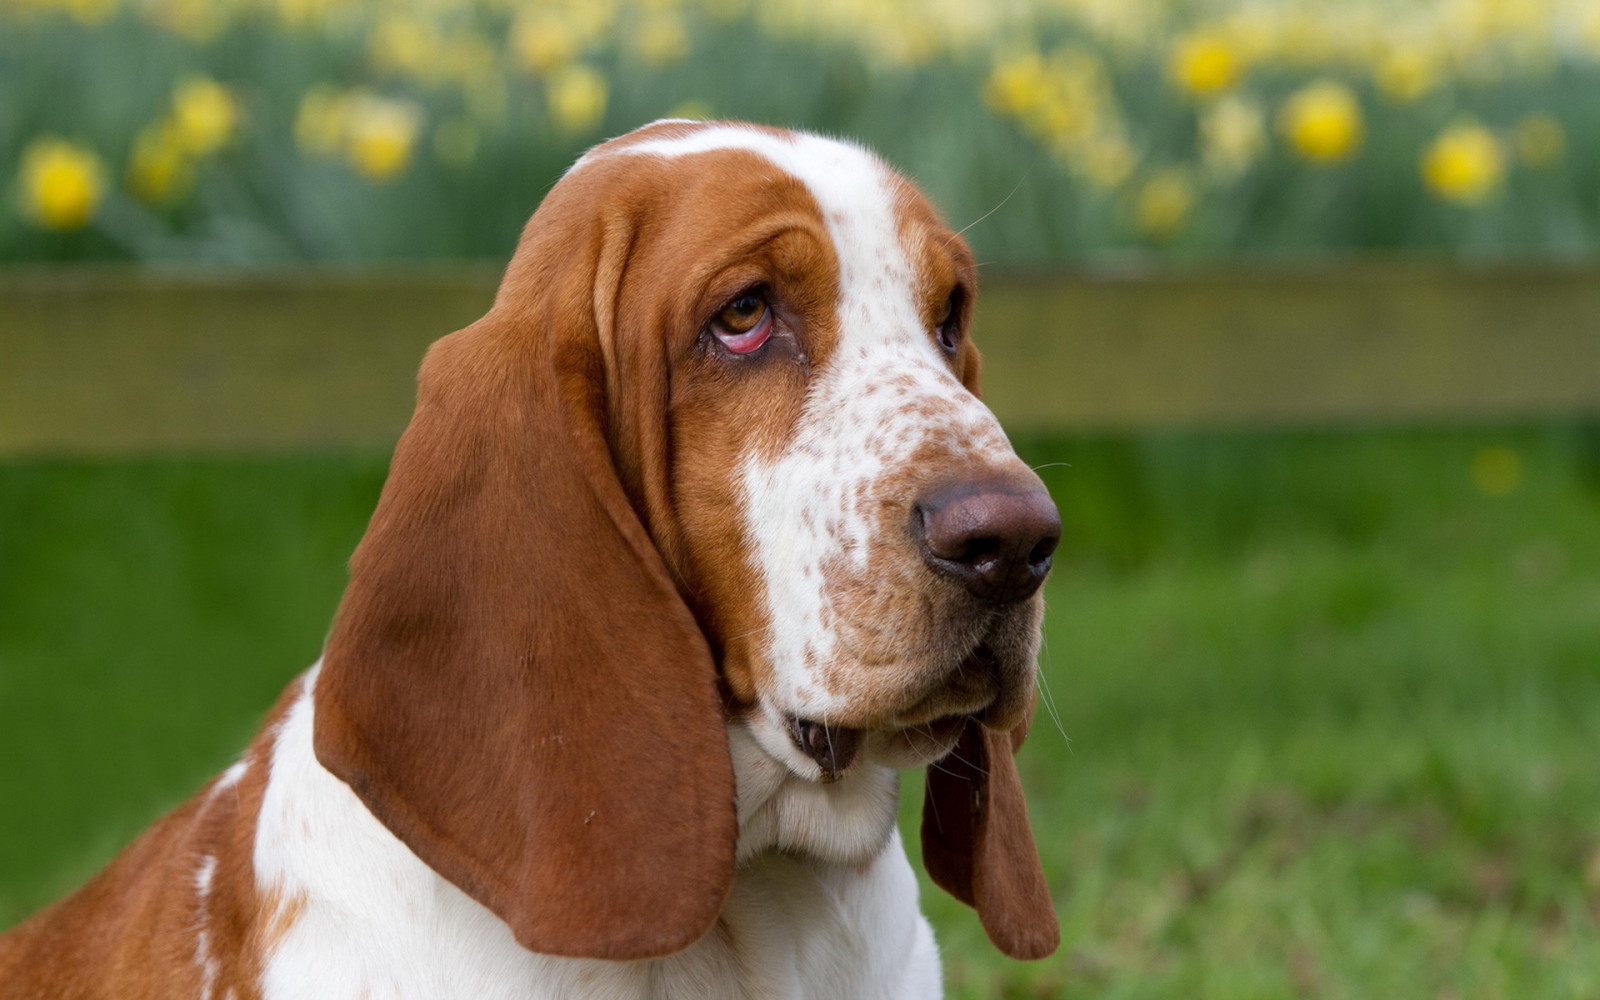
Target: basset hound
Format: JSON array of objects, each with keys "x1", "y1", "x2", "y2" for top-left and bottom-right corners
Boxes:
[{"x1": 0, "y1": 120, "x2": 1061, "y2": 999}]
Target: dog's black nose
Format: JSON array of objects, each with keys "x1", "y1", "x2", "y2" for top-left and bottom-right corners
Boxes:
[{"x1": 916, "y1": 476, "x2": 1060, "y2": 604}]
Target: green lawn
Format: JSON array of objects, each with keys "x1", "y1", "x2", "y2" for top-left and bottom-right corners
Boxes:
[{"x1": 3, "y1": 427, "x2": 1599, "y2": 997}]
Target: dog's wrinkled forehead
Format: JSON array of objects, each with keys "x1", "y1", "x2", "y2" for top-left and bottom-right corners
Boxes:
[{"x1": 576, "y1": 120, "x2": 931, "y2": 324}]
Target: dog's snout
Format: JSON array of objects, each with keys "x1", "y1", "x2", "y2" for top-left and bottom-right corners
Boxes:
[{"x1": 915, "y1": 476, "x2": 1060, "y2": 604}]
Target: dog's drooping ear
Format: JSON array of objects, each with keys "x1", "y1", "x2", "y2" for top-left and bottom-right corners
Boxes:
[
  {"x1": 313, "y1": 265, "x2": 736, "y2": 959},
  {"x1": 922, "y1": 718, "x2": 1060, "y2": 960}
]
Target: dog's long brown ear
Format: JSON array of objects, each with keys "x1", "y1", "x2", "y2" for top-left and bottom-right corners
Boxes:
[
  {"x1": 922, "y1": 717, "x2": 1059, "y2": 960},
  {"x1": 313, "y1": 284, "x2": 735, "y2": 959}
]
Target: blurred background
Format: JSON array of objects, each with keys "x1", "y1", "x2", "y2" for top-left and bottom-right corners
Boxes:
[{"x1": 2, "y1": 0, "x2": 1599, "y2": 996}]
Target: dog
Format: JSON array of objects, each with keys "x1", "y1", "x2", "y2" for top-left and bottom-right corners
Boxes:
[{"x1": 0, "y1": 120, "x2": 1060, "y2": 999}]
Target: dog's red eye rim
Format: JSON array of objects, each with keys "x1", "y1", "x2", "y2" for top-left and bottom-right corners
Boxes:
[{"x1": 710, "y1": 291, "x2": 773, "y2": 354}]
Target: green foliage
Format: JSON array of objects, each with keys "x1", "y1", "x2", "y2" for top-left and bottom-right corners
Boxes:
[
  {"x1": 3, "y1": 426, "x2": 1598, "y2": 994},
  {"x1": 4, "y1": 1, "x2": 1600, "y2": 266}
]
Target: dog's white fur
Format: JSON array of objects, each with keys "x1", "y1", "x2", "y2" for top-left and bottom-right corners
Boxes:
[{"x1": 254, "y1": 666, "x2": 941, "y2": 999}]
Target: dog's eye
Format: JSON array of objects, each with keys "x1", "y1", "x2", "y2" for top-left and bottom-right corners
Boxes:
[
  {"x1": 710, "y1": 291, "x2": 773, "y2": 355},
  {"x1": 934, "y1": 289, "x2": 963, "y2": 354}
]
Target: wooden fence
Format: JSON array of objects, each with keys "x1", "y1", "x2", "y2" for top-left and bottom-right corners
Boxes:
[{"x1": 3, "y1": 261, "x2": 1598, "y2": 456}]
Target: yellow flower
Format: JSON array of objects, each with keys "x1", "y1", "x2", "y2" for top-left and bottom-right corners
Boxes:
[
  {"x1": 344, "y1": 95, "x2": 422, "y2": 181},
  {"x1": 512, "y1": 9, "x2": 580, "y2": 74},
  {"x1": 17, "y1": 138, "x2": 106, "y2": 230},
  {"x1": 127, "y1": 123, "x2": 194, "y2": 204},
  {"x1": 273, "y1": 0, "x2": 340, "y2": 28},
  {"x1": 1134, "y1": 168, "x2": 1194, "y2": 240},
  {"x1": 631, "y1": 11, "x2": 690, "y2": 68},
  {"x1": 1374, "y1": 46, "x2": 1437, "y2": 103},
  {"x1": 1200, "y1": 95, "x2": 1265, "y2": 177},
  {"x1": 170, "y1": 76, "x2": 239, "y2": 157},
  {"x1": 1421, "y1": 122, "x2": 1504, "y2": 204},
  {"x1": 60, "y1": 0, "x2": 118, "y2": 24},
  {"x1": 1076, "y1": 131, "x2": 1136, "y2": 190},
  {"x1": 561, "y1": 0, "x2": 618, "y2": 44},
  {"x1": 1168, "y1": 31, "x2": 1243, "y2": 96},
  {"x1": 1031, "y1": 47, "x2": 1109, "y2": 144},
  {"x1": 1279, "y1": 80, "x2": 1363, "y2": 164},
  {"x1": 1584, "y1": 7, "x2": 1600, "y2": 58},
  {"x1": 1514, "y1": 113, "x2": 1564, "y2": 167},
  {"x1": 148, "y1": 0, "x2": 224, "y2": 41},
  {"x1": 984, "y1": 52, "x2": 1049, "y2": 117},
  {"x1": 295, "y1": 86, "x2": 347, "y2": 157},
  {"x1": 369, "y1": 15, "x2": 442, "y2": 81},
  {"x1": 1031, "y1": 90, "x2": 1099, "y2": 147},
  {"x1": 990, "y1": 47, "x2": 1111, "y2": 150},
  {"x1": 1470, "y1": 446, "x2": 1520, "y2": 496},
  {"x1": 442, "y1": 35, "x2": 499, "y2": 92},
  {"x1": 1219, "y1": 8, "x2": 1274, "y2": 62},
  {"x1": 865, "y1": 20, "x2": 940, "y2": 68},
  {"x1": 546, "y1": 64, "x2": 607, "y2": 134}
]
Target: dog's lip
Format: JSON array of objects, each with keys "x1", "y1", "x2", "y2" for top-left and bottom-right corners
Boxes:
[
  {"x1": 784, "y1": 712, "x2": 976, "y2": 782},
  {"x1": 785, "y1": 716, "x2": 863, "y2": 783}
]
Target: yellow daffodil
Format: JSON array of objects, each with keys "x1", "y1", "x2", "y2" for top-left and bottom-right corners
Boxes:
[
  {"x1": 1374, "y1": 46, "x2": 1438, "y2": 103},
  {"x1": 1514, "y1": 113, "x2": 1564, "y2": 167},
  {"x1": 148, "y1": 0, "x2": 224, "y2": 42},
  {"x1": 442, "y1": 35, "x2": 499, "y2": 92},
  {"x1": 1036, "y1": 47, "x2": 1110, "y2": 140},
  {"x1": 1168, "y1": 31, "x2": 1243, "y2": 96},
  {"x1": 984, "y1": 52, "x2": 1049, "y2": 117},
  {"x1": 1135, "y1": 168, "x2": 1195, "y2": 240},
  {"x1": 631, "y1": 11, "x2": 691, "y2": 68},
  {"x1": 512, "y1": 9, "x2": 580, "y2": 74},
  {"x1": 171, "y1": 76, "x2": 239, "y2": 157},
  {"x1": 1219, "y1": 8, "x2": 1274, "y2": 62},
  {"x1": 127, "y1": 123, "x2": 194, "y2": 204},
  {"x1": 561, "y1": 0, "x2": 618, "y2": 44},
  {"x1": 1077, "y1": 131, "x2": 1136, "y2": 190},
  {"x1": 59, "y1": 0, "x2": 118, "y2": 25},
  {"x1": 1584, "y1": 7, "x2": 1600, "y2": 58},
  {"x1": 369, "y1": 15, "x2": 442, "y2": 81},
  {"x1": 1422, "y1": 122, "x2": 1504, "y2": 204},
  {"x1": 18, "y1": 138, "x2": 106, "y2": 230},
  {"x1": 546, "y1": 64, "x2": 607, "y2": 134},
  {"x1": 1280, "y1": 80, "x2": 1363, "y2": 164},
  {"x1": 273, "y1": 0, "x2": 342, "y2": 28},
  {"x1": 344, "y1": 95, "x2": 423, "y2": 181},
  {"x1": 1031, "y1": 90, "x2": 1100, "y2": 147},
  {"x1": 1200, "y1": 95, "x2": 1265, "y2": 177},
  {"x1": 295, "y1": 86, "x2": 348, "y2": 157}
]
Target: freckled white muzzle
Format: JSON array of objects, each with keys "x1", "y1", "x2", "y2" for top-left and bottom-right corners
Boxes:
[{"x1": 742, "y1": 328, "x2": 1055, "y2": 782}]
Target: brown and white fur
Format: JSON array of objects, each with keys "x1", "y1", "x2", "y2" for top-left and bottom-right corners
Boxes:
[{"x1": 0, "y1": 121, "x2": 1060, "y2": 1000}]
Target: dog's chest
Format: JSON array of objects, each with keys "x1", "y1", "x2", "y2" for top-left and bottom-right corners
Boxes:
[{"x1": 251, "y1": 680, "x2": 940, "y2": 1000}]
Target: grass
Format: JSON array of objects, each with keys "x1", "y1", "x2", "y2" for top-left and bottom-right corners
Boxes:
[{"x1": 3, "y1": 426, "x2": 1599, "y2": 997}]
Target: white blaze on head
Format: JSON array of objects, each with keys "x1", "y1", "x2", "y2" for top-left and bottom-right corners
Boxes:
[{"x1": 595, "y1": 123, "x2": 1020, "y2": 722}]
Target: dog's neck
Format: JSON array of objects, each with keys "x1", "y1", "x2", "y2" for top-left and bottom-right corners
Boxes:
[
  {"x1": 726, "y1": 719, "x2": 901, "y2": 868},
  {"x1": 247, "y1": 668, "x2": 935, "y2": 998}
]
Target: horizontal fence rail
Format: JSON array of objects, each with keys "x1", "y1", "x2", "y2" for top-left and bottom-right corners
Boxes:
[{"x1": 2, "y1": 262, "x2": 1599, "y2": 455}]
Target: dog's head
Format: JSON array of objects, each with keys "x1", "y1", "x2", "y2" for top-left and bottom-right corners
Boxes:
[{"x1": 315, "y1": 120, "x2": 1059, "y2": 963}]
